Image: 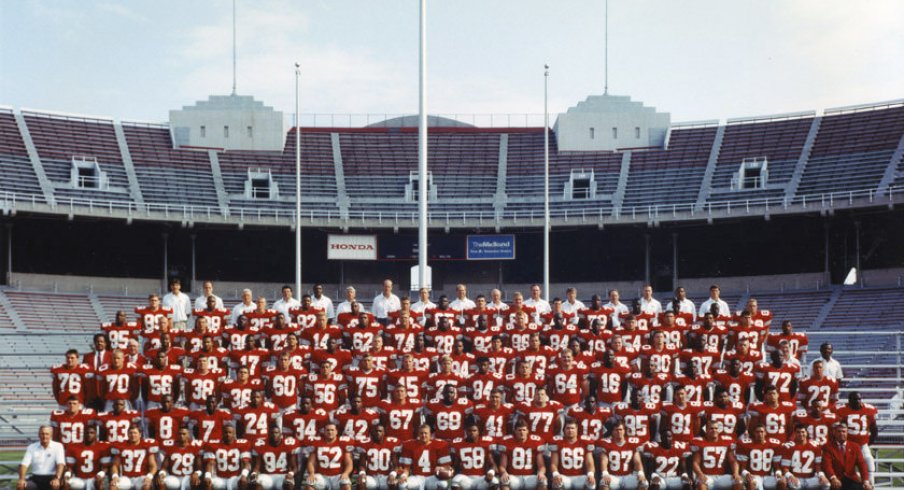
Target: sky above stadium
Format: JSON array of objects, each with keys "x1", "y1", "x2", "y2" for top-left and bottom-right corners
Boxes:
[{"x1": 2, "y1": 0, "x2": 902, "y2": 125}]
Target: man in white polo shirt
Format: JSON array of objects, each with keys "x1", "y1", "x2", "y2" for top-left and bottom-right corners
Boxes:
[
  {"x1": 638, "y1": 284, "x2": 662, "y2": 315},
  {"x1": 273, "y1": 284, "x2": 301, "y2": 324},
  {"x1": 698, "y1": 284, "x2": 730, "y2": 318},
  {"x1": 372, "y1": 279, "x2": 401, "y2": 325},
  {"x1": 336, "y1": 286, "x2": 359, "y2": 316},
  {"x1": 162, "y1": 279, "x2": 192, "y2": 332},
  {"x1": 311, "y1": 284, "x2": 335, "y2": 321},
  {"x1": 193, "y1": 280, "x2": 224, "y2": 310},
  {"x1": 17, "y1": 426, "x2": 65, "y2": 490}
]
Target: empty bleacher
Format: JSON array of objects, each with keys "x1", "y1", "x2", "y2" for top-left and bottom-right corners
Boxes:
[
  {"x1": 122, "y1": 122, "x2": 220, "y2": 208},
  {"x1": 3, "y1": 291, "x2": 99, "y2": 332},
  {"x1": 621, "y1": 126, "x2": 715, "y2": 209},
  {"x1": 0, "y1": 109, "x2": 45, "y2": 200},
  {"x1": 745, "y1": 289, "x2": 832, "y2": 330},
  {"x1": 797, "y1": 105, "x2": 904, "y2": 196},
  {"x1": 820, "y1": 287, "x2": 904, "y2": 329}
]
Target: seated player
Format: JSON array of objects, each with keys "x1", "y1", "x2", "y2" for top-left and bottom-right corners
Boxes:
[
  {"x1": 158, "y1": 426, "x2": 204, "y2": 490},
  {"x1": 776, "y1": 425, "x2": 828, "y2": 490},
  {"x1": 304, "y1": 423, "x2": 354, "y2": 490},
  {"x1": 63, "y1": 424, "x2": 110, "y2": 490},
  {"x1": 110, "y1": 424, "x2": 159, "y2": 490},
  {"x1": 355, "y1": 424, "x2": 399, "y2": 490},
  {"x1": 203, "y1": 424, "x2": 252, "y2": 490},
  {"x1": 450, "y1": 423, "x2": 498, "y2": 490},
  {"x1": 397, "y1": 424, "x2": 453, "y2": 490},
  {"x1": 548, "y1": 420, "x2": 596, "y2": 490},
  {"x1": 642, "y1": 429, "x2": 690, "y2": 490},
  {"x1": 689, "y1": 420, "x2": 742, "y2": 490},
  {"x1": 252, "y1": 424, "x2": 299, "y2": 490},
  {"x1": 597, "y1": 420, "x2": 648, "y2": 490},
  {"x1": 496, "y1": 420, "x2": 547, "y2": 490},
  {"x1": 734, "y1": 423, "x2": 783, "y2": 490}
]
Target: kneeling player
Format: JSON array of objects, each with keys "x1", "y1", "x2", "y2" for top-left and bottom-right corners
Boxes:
[
  {"x1": 451, "y1": 423, "x2": 499, "y2": 490},
  {"x1": 398, "y1": 424, "x2": 453, "y2": 490},
  {"x1": 305, "y1": 423, "x2": 354, "y2": 490},
  {"x1": 597, "y1": 421, "x2": 648, "y2": 490},
  {"x1": 549, "y1": 420, "x2": 595, "y2": 490},
  {"x1": 356, "y1": 424, "x2": 400, "y2": 490},
  {"x1": 252, "y1": 425, "x2": 300, "y2": 490},
  {"x1": 690, "y1": 420, "x2": 742, "y2": 490},
  {"x1": 497, "y1": 420, "x2": 547, "y2": 490}
]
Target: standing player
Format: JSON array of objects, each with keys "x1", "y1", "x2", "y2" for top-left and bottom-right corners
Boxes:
[
  {"x1": 472, "y1": 388, "x2": 515, "y2": 439},
  {"x1": 52, "y1": 349, "x2": 95, "y2": 408},
  {"x1": 423, "y1": 385, "x2": 474, "y2": 442},
  {"x1": 96, "y1": 350, "x2": 139, "y2": 411},
  {"x1": 51, "y1": 396, "x2": 95, "y2": 445},
  {"x1": 834, "y1": 392, "x2": 878, "y2": 484},
  {"x1": 747, "y1": 386, "x2": 796, "y2": 441}
]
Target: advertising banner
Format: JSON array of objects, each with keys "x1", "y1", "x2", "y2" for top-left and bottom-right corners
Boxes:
[
  {"x1": 327, "y1": 234, "x2": 377, "y2": 260},
  {"x1": 466, "y1": 234, "x2": 516, "y2": 260}
]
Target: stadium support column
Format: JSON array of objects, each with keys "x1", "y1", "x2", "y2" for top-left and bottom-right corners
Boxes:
[
  {"x1": 295, "y1": 63, "x2": 302, "y2": 294},
  {"x1": 543, "y1": 64, "x2": 550, "y2": 299},
  {"x1": 162, "y1": 232, "x2": 168, "y2": 292},
  {"x1": 190, "y1": 234, "x2": 197, "y2": 292},
  {"x1": 823, "y1": 222, "x2": 830, "y2": 285},
  {"x1": 417, "y1": 0, "x2": 428, "y2": 291},
  {"x1": 644, "y1": 234, "x2": 650, "y2": 286},
  {"x1": 5, "y1": 224, "x2": 11, "y2": 286},
  {"x1": 854, "y1": 221, "x2": 862, "y2": 288},
  {"x1": 671, "y1": 233, "x2": 678, "y2": 288}
]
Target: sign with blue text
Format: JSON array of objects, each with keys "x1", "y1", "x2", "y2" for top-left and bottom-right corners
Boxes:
[{"x1": 466, "y1": 235, "x2": 516, "y2": 260}]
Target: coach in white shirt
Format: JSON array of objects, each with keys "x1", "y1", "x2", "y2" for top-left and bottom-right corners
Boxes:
[
  {"x1": 604, "y1": 289, "x2": 630, "y2": 328},
  {"x1": 230, "y1": 289, "x2": 255, "y2": 326},
  {"x1": 162, "y1": 279, "x2": 192, "y2": 331},
  {"x1": 698, "y1": 284, "x2": 731, "y2": 317},
  {"x1": 311, "y1": 284, "x2": 335, "y2": 320},
  {"x1": 665, "y1": 286, "x2": 696, "y2": 319},
  {"x1": 812, "y1": 342, "x2": 844, "y2": 380},
  {"x1": 273, "y1": 285, "x2": 301, "y2": 323},
  {"x1": 336, "y1": 287, "x2": 359, "y2": 316},
  {"x1": 193, "y1": 280, "x2": 225, "y2": 310},
  {"x1": 17, "y1": 426, "x2": 65, "y2": 490},
  {"x1": 562, "y1": 288, "x2": 585, "y2": 315},
  {"x1": 638, "y1": 285, "x2": 663, "y2": 315},
  {"x1": 450, "y1": 284, "x2": 476, "y2": 311},
  {"x1": 524, "y1": 284, "x2": 552, "y2": 314},
  {"x1": 372, "y1": 279, "x2": 401, "y2": 324},
  {"x1": 411, "y1": 288, "x2": 436, "y2": 314}
]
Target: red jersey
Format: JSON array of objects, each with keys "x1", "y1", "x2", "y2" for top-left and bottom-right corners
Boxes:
[
  {"x1": 735, "y1": 437, "x2": 781, "y2": 476},
  {"x1": 389, "y1": 324, "x2": 425, "y2": 353},
  {"x1": 144, "y1": 406, "x2": 190, "y2": 442},
  {"x1": 111, "y1": 438, "x2": 159, "y2": 477},
  {"x1": 337, "y1": 312, "x2": 376, "y2": 329},
  {"x1": 597, "y1": 437, "x2": 645, "y2": 476},
  {"x1": 309, "y1": 348, "x2": 354, "y2": 373},
  {"x1": 547, "y1": 365, "x2": 587, "y2": 406},
  {"x1": 504, "y1": 373, "x2": 546, "y2": 405},
  {"x1": 96, "y1": 362, "x2": 139, "y2": 401},
  {"x1": 98, "y1": 410, "x2": 140, "y2": 443},
  {"x1": 222, "y1": 325, "x2": 262, "y2": 351},
  {"x1": 280, "y1": 345, "x2": 312, "y2": 371},
  {"x1": 189, "y1": 347, "x2": 229, "y2": 372},
  {"x1": 485, "y1": 348, "x2": 517, "y2": 375},
  {"x1": 235, "y1": 402, "x2": 279, "y2": 440},
  {"x1": 519, "y1": 347, "x2": 557, "y2": 376},
  {"x1": 386, "y1": 369, "x2": 429, "y2": 400},
  {"x1": 639, "y1": 344, "x2": 679, "y2": 375},
  {"x1": 423, "y1": 308, "x2": 460, "y2": 328},
  {"x1": 51, "y1": 363, "x2": 94, "y2": 405},
  {"x1": 135, "y1": 306, "x2": 172, "y2": 334},
  {"x1": 377, "y1": 398, "x2": 423, "y2": 441},
  {"x1": 672, "y1": 373, "x2": 714, "y2": 404},
  {"x1": 627, "y1": 373, "x2": 672, "y2": 404},
  {"x1": 138, "y1": 364, "x2": 183, "y2": 404},
  {"x1": 407, "y1": 348, "x2": 440, "y2": 373},
  {"x1": 516, "y1": 401, "x2": 562, "y2": 438},
  {"x1": 189, "y1": 407, "x2": 234, "y2": 442},
  {"x1": 261, "y1": 324, "x2": 302, "y2": 351},
  {"x1": 221, "y1": 378, "x2": 264, "y2": 410},
  {"x1": 424, "y1": 398, "x2": 474, "y2": 441},
  {"x1": 539, "y1": 323, "x2": 579, "y2": 351},
  {"x1": 288, "y1": 306, "x2": 324, "y2": 330},
  {"x1": 565, "y1": 405, "x2": 612, "y2": 440},
  {"x1": 798, "y1": 376, "x2": 839, "y2": 408},
  {"x1": 467, "y1": 371, "x2": 503, "y2": 402},
  {"x1": 618, "y1": 329, "x2": 647, "y2": 352},
  {"x1": 577, "y1": 329, "x2": 615, "y2": 356},
  {"x1": 360, "y1": 347, "x2": 396, "y2": 372},
  {"x1": 652, "y1": 323, "x2": 687, "y2": 349},
  {"x1": 660, "y1": 402, "x2": 702, "y2": 442},
  {"x1": 643, "y1": 441, "x2": 689, "y2": 477},
  {"x1": 333, "y1": 405, "x2": 381, "y2": 439},
  {"x1": 184, "y1": 368, "x2": 226, "y2": 407},
  {"x1": 722, "y1": 348, "x2": 763, "y2": 375},
  {"x1": 793, "y1": 410, "x2": 838, "y2": 445},
  {"x1": 506, "y1": 323, "x2": 541, "y2": 352},
  {"x1": 778, "y1": 440, "x2": 823, "y2": 478},
  {"x1": 425, "y1": 326, "x2": 463, "y2": 355},
  {"x1": 299, "y1": 325, "x2": 342, "y2": 350},
  {"x1": 227, "y1": 348, "x2": 271, "y2": 378},
  {"x1": 701, "y1": 401, "x2": 746, "y2": 437},
  {"x1": 451, "y1": 436, "x2": 496, "y2": 476},
  {"x1": 689, "y1": 324, "x2": 729, "y2": 354},
  {"x1": 748, "y1": 401, "x2": 796, "y2": 439},
  {"x1": 65, "y1": 440, "x2": 111, "y2": 479},
  {"x1": 310, "y1": 437, "x2": 355, "y2": 477},
  {"x1": 399, "y1": 438, "x2": 452, "y2": 476},
  {"x1": 834, "y1": 403, "x2": 878, "y2": 446},
  {"x1": 346, "y1": 368, "x2": 386, "y2": 405},
  {"x1": 550, "y1": 436, "x2": 595, "y2": 476},
  {"x1": 50, "y1": 409, "x2": 96, "y2": 444},
  {"x1": 729, "y1": 323, "x2": 769, "y2": 352},
  {"x1": 462, "y1": 308, "x2": 498, "y2": 329},
  {"x1": 612, "y1": 402, "x2": 660, "y2": 442},
  {"x1": 192, "y1": 308, "x2": 230, "y2": 333},
  {"x1": 282, "y1": 408, "x2": 330, "y2": 443},
  {"x1": 345, "y1": 323, "x2": 385, "y2": 352},
  {"x1": 712, "y1": 369, "x2": 755, "y2": 404},
  {"x1": 472, "y1": 402, "x2": 515, "y2": 438},
  {"x1": 263, "y1": 365, "x2": 307, "y2": 409},
  {"x1": 355, "y1": 436, "x2": 400, "y2": 476},
  {"x1": 754, "y1": 362, "x2": 800, "y2": 402},
  {"x1": 590, "y1": 362, "x2": 631, "y2": 404},
  {"x1": 578, "y1": 306, "x2": 614, "y2": 329},
  {"x1": 678, "y1": 350, "x2": 719, "y2": 376},
  {"x1": 427, "y1": 372, "x2": 466, "y2": 400},
  {"x1": 203, "y1": 438, "x2": 252, "y2": 478},
  {"x1": 765, "y1": 332, "x2": 808, "y2": 361},
  {"x1": 465, "y1": 327, "x2": 500, "y2": 355},
  {"x1": 101, "y1": 322, "x2": 141, "y2": 350},
  {"x1": 244, "y1": 309, "x2": 277, "y2": 331},
  {"x1": 690, "y1": 436, "x2": 735, "y2": 476},
  {"x1": 496, "y1": 435, "x2": 546, "y2": 476},
  {"x1": 448, "y1": 352, "x2": 476, "y2": 378},
  {"x1": 253, "y1": 437, "x2": 301, "y2": 474},
  {"x1": 305, "y1": 372, "x2": 347, "y2": 412},
  {"x1": 161, "y1": 440, "x2": 204, "y2": 476}
]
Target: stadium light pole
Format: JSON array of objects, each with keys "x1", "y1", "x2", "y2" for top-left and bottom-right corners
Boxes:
[
  {"x1": 543, "y1": 64, "x2": 550, "y2": 300},
  {"x1": 417, "y1": 0, "x2": 428, "y2": 292},
  {"x1": 295, "y1": 62, "x2": 302, "y2": 295}
]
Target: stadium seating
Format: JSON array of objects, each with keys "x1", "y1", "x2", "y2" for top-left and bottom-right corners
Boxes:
[{"x1": 0, "y1": 109, "x2": 46, "y2": 200}]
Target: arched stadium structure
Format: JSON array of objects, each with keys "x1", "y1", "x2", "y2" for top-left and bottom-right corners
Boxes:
[{"x1": 0, "y1": 97, "x2": 902, "y2": 485}]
